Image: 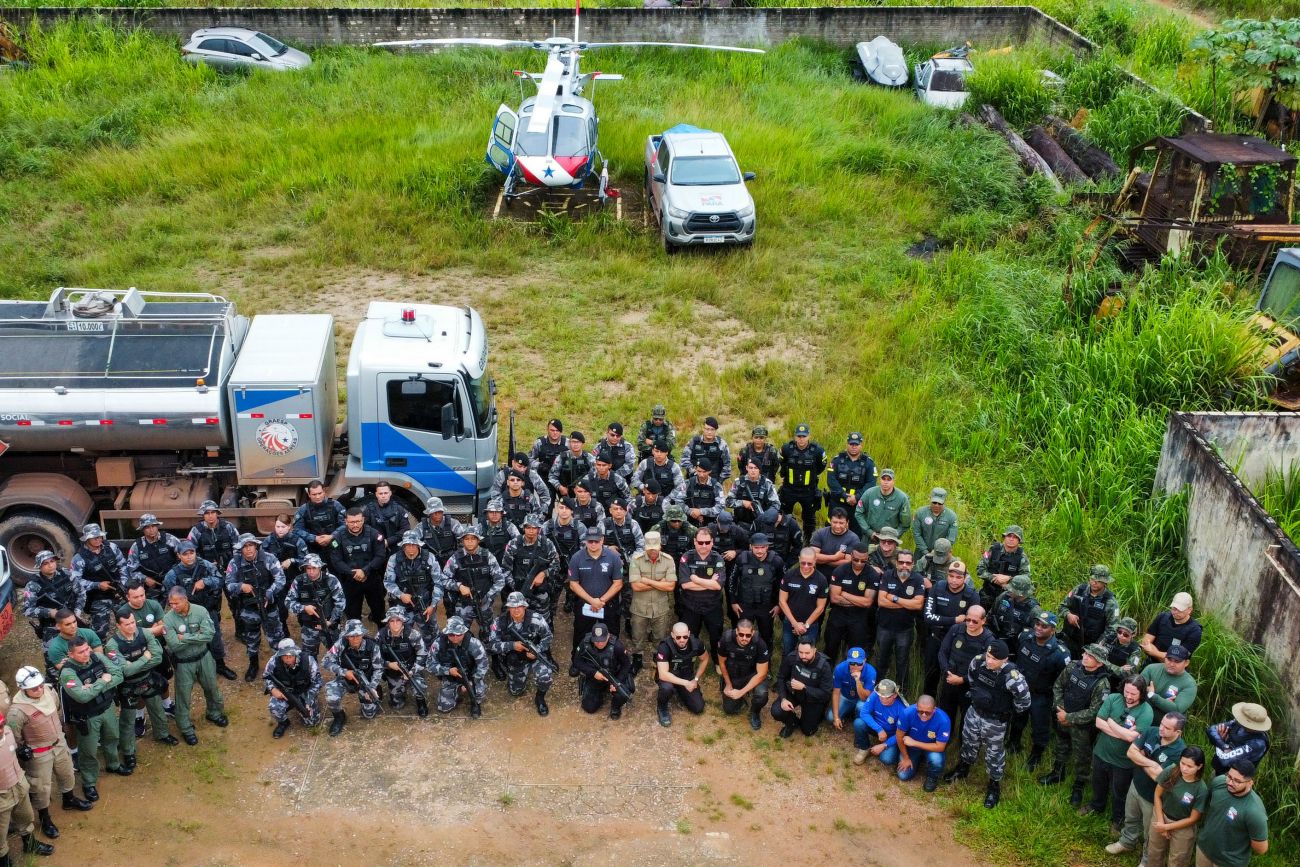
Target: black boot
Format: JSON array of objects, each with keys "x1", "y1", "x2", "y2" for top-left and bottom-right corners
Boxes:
[
  {"x1": 923, "y1": 772, "x2": 941, "y2": 793},
  {"x1": 657, "y1": 704, "x2": 672, "y2": 728},
  {"x1": 273, "y1": 719, "x2": 291, "y2": 739},
  {"x1": 1038, "y1": 767, "x2": 1065, "y2": 786},
  {"x1": 23, "y1": 834, "x2": 54, "y2": 856},
  {"x1": 416, "y1": 697, "x2": 429, "y2": 719},
  {"x1": 749, "y1": 710, "x2": 762, "y2": 731},
  {"x1": 942, "y1": 760, "x2": 972, "y2": 783},
  {"x1": 984, "y1": 779, "x2": 1001, "y2": 809},
  {"x1": 534, "y1": 690, "x2": 549, "y2": 717},
  {"x1": 470, "y1": 701, "x2": 483, "y2": 720},
  {"x1": 1026, "y1": 746, "x2": 1045, "y2": 770},
  {"x1": 38, "y1": 807, "x2": 58, "y2": 839},
  {"x1": 1070, "y1": 781, "x2": 1085, "y2": 807},
  {"x1": 244, "y1": 654, "x2": 260, "y2": 683},
  {"x1": 329, "y1": 710, "x2": 346, "y2": 737},
  {"x1": 82, "y1": 786, "x2": 98, "y2": 803},
  {"x1": 490, "y1": 655, "x2": 506, "y2": 681},
  {"x1": 122, "y1": 753, "x2": 137, "y2": 772},
  {"x1": 61, "y1": 792, "x2": 92, "y2": 812},
  {"x1": 216, "y1": 657, "x2": 238, "y2": 681}
]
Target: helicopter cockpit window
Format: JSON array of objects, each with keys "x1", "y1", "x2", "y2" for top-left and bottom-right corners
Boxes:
[
  {"x1": 515, "y1": 124, "x2": 548, "y2": 157},
  {"x1": 553, "y1": 115, "x2": 588, "y2": 157}
]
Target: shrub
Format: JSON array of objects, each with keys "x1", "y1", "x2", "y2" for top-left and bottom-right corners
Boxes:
[{"x1": 1084, "y1": 85, "x2": 1186, "y2": 160}]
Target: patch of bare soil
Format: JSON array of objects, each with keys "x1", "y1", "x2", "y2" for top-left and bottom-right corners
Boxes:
[{"x1": 0, "y1": 611, "x2": 989, "y2": 866}]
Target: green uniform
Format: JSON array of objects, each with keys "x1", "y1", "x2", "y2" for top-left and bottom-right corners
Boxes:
[
  {"x1": 1131, "y1": 726, "x2": 1186, "y2": 802},
  {"x1": 106, "y1": 630, "x2": 169, "y2": 756},
  {"x1": 1197, "y1": 775, "x2": 1268, "y2": 867},
  {"x1": 117, "y1": 599, "x2": 167, "y2": 634},
  {"x1": 636, "y1": 419, "x2": 676, "y2": 457},
  {"x1": 1155, "y1": 763, "x2": 1208, "y2": 821},
  {"x1": 1093, "y1": 693, "x2": 1153, "y2": 767},
  {"x1": 910, "y1": 505, "x2": 958, "y2": 558},
  {"x1": 45, "y1": 627, "x2": 102, "y2": 668},
  {"x1": 58, "y1": 650, "x2": 123, "y2": 787},
  {"x1": 854, "y1": 485, "x2": 911, "y2": 539},
  {"x1": 162, "y1": 603, "x2": 225, "y2": 737},
  {"x1": 1050, "y1": 661, "x2": 1109, "y2": 776},
  {"x1": 1140, "y1": 662, "x2": 1197, "y2": 721}
]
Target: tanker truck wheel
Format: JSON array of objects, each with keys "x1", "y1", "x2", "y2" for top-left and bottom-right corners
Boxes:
[{"x1": 0, "y1": 510, "x2": 76, "y2": 587}]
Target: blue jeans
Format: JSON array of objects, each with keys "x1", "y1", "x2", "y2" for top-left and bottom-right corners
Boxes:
[
  {"x1": 892, "y1": 746, "x2": 946, "y2": 781},
  {"x1": 852, "y1": 716, "x2": 890, "y2": 750},
  {"x1": 828, "y1": 695, "x2": 860, "y2": 723},
  {"x1": 782, "y1": 620, "x2": 821, "y2": 657}
]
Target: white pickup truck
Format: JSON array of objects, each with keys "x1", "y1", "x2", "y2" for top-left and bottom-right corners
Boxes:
[{"x1": 645, "y1": 124, "x2": 756, "y2": 251}]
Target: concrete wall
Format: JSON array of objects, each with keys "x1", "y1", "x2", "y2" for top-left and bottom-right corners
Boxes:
[
  {"x1": 1184, "y1": 411, "x2": 1300, "y2": 488},
  {"x1": 1154, "y1": 412, "x2": 1300, "y2": 751}
]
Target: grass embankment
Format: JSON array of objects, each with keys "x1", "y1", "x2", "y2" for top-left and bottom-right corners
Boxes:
[{"x1": 0, "y1": 22, "x2": 1294, "y2": 863}]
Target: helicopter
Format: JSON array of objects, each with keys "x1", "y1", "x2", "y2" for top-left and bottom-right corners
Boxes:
[{"x1": 375, "y1": 2, "x2": 763, "y2": 204}]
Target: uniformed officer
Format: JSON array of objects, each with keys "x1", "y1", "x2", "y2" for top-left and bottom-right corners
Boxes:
[
  {"x1": 529, "y1": 419, "x2": 568, "y2": 504},
  {"x1": 874, "y1": 545, "x2": 924, "y2": 693},
  {"x1": 263, "y1": 637, "x2": 322, "y2": 738},
  {"x1": 911, "y1": 488, "x2": 958, "y2": 560},
  {"x1": 188, "y1": 500, "x2": 240, "y2": 576},
  {"x1": 943, "y1": 639, "x2": 1031, "y2": 808},
  {"x1": 1206, "y1": 703, "x2": 1271, "y2": 775},
  {"x1": 7, "y1": 667, "x2": 92, "y2": 841},
  {"x1": 71, "y1": 523, "x2": 128, "y2": 640},
  {"x1": 443, "y1": 523, "x2": 507, "y2": 634},
  {"x1": 627, "y1": 531, "x2": 676, "y2": 670},
  {"x1": 426, "y1": 616, "x2": 488, "y2": 719},
  {"x1": 582, "y1": 456, "x2": 632, "y2": 513},
  {"x1": 602, "y1": 499, "x2": 646, "y2": 568},
  {"x1": 376, "y1": 607, "x2": 429, "y2": 717},
  {"x1": 500, "y1": 470, "x2": 544, "y2": 531},
  {"x1": 162, "y1": 586, "x2": 228, "y2": 745},
  {"x1": 826, "y1": 432, "x2": 876, "y2": 537},
  {"x1": 549, "y1": 431, "x2": 595, "y2": 500},
  {"x1": 573, "y1": 623, "x2": 635, "y2": 719},
  {"x1": 0, "y1": 704, "x2": 55, "y2": 861},
  {"x1": 681, "y1": 416, "x2": 732, "y2": 484},
  {"x1": 654, "y1": 623, "x2": 709, "y2": 727},
  {"x1": 225, "y1": 534, "x2": 287, "y2": 681},
  {"x1": 544, "y1": 498, "x2": 587, "y2": 617},
  {"x1": 106, "y1": 608, "x2": 171, "y2": 767},
  {"x1": 652, "y1": 504, "x2": 698, "y2": 567},
  {"x1": 292, "y1": 481, "x2": 346, "y2": 555},
  {"x1": 674, "y1": 459, "x2": 725, "y2": 525},
  {"x1": 287, "y1": 554, "x2": 347, "y2": 658},
  {"x1": 567, "y1": 527, "x2": 625, "y2": 659},
  {"x1": 717, "y1": 619, "x2": 770, "y2": 730},
  {"x1": 677, "y1": 526, "x2": 728, "y2": 656},
  {"x1": 753, "y1": 507, "x2": 804, "y2": 573},
  {"x1": 854, "y1": 468, "x2": 910, "y2": 543},
  {"x1": 328, "y1": 507, "x2": 388, "y2": 626},
  {"x1": 384, "y1": 530, "x2": 444, "y2": 638},
  {"x1": 778, "y1": 423, "x2": 826, "y2": 540},
  {"x1": 636, "y1": 404, "x2": 676, "y2": 463},
  {"x1": 263, "y1": 515, "x2": 308, "y2": 633},
  {"x1": 976, "y1": 525, "x2": 1030, "y2": 610},
  {"x1": 56, "y1": 636, "x2": 124, "y2": 802},
  {"x1": 502, "y1": 515, "x2": 561, "y2": 615},
  {"x1": 1042, "y1": 643, "x2": 1110, "y2": 805},
  {"x1": 633, "y1": 440, "x2": 687, "y2": 503},
  {"x1": 1009, "y1": 611, "x2": 1069, "y2": 769},
  {"x1": 363, "y1": 481, "x2": 413, "y2": 556},
  {"x1": 488, "y1": 592, "x2": 554, "y2": 716},
  {"x1": 937, "y1": 605, "x2": 992, "y2": 727},
  {"x1": 415, "y1": 497, "x2": 462, "y2": 568},
  {"x1": 726, "y1": 458, "x2": 780, "y2": 528},
  {"x1": 43, "y1": 611, "x2": 102, "y2": 673},
  {"x1": 737, "y1": 425, "x2": 779, "y2": 483},
  {"x1": 593, "y1": 422, "x2": 636, "y2": 483},
  {"x1": 23, "y1": 552, "x2": 86, "y2": 647},
  {"x1": 480, "y1": 499, "x2": 520, "y2": 568},
  {"x1": 771, "y1": 635, "x2": 834, "y2": 738},
  {"x1": 823, "y1": 543, "x2": 875, "y2": 664},
  {"x1": 163, "y1": 540, "x2": 237, "y2": 680},
  {"x1": 922, "y1": 558, "x2": 981, "y2": 696},
  {"x1": 916, "y1": 537, "x2": 955, "y2": 589},
  {"x1": 629, "y1": 481, "x2": 666, "y2": 534},
  {"x1": 489, "y1": 452, "x2": 552, "y2": 515},
  {"x1": 991, "y1": 574, "x2": 1041, "y2": 658},
  {"x1": 1058, "y1": 564, "x2": 1120, "y2": 659},
  {"x1": 322, "y1": 620, "x2": 383, "y2": 736},
  {"x1": 1101, "y1": 616, "x2": 1142, "y2": 691},
  {"x1": 126, "y1": 514, "x2": 181, "y2": 603},
  {"x1": 726, "y1": 533, "x2": 784, "y2": 651},
  {"x1": 118, "y1": 581, "x2": 172, "y2": 729}
]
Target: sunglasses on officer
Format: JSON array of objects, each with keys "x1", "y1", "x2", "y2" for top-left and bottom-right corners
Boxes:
[
  {"x1": 736, "y1": 630, "x2": 754, "y2": 639},
  {"x1": 672, "y1": 632, "x2": 691, "y2": 641},
  {"x1": 916, "y1": 707, "x2": 935, "y2": 717}
]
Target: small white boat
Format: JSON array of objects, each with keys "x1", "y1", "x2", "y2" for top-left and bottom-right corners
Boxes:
[{"x1": 855, "y1": 36, "x2": 908, "y2": 88}]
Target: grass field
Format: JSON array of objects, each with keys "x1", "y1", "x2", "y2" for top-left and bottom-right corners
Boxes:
[{"x1": 1, "y1": 18, "x2": 1295, "y2": 864}]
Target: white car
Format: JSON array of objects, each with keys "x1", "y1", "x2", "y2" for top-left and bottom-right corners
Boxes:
[
  {"x1": 182, "y1": 27, "x2": 311, "y2": 72},
  {"x1": 914, "y1": 56, "x2": 974, "y2": 110}
]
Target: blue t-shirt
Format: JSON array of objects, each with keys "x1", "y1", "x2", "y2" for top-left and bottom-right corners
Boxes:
[
  {"x1": 899, "y1": 705, "x2": 951, "y2": 745},
  {"x1": 832, "y1": 659, "x2": 877, "y2": 701},
  {"x1": 857, "y1": 692, "x2": 909, "y2": 735}
]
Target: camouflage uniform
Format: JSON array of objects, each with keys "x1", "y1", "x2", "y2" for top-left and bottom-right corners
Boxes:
[
  {"x1": 957, "y1": 653, "x2": 1031, "y2": 786},
  {"x1": 383, "y1": 537, "x2": 445, "y2": 638},
  {"x1": 224, "y1": 540, "x2": 287, "y2": 659},
  {"x1": 376, "y1": 609, "x2": 429, "y2": 708},
  {"x1": 633, "y1": 456, "x2": 687, "y2": 501},
  {"x1": 726, "y1": 473, "x2": 780, "y2": 527},
  {"x1": 635, "y1": 411, "x2": 677, "y2": 462},
  {"x1": 487, "y1": 605, "x2": 555, "y2": 698},
  {"x1": 991, "y1": 576, "x2": 1041, "y2": 658},
  {"x1": 416, "y1": 498, "x2": 463, "y2": 569},
  {"x1": 70, "y1": 526, "x2": 129, "y2": 640},
  {"x1": 1057, "y1": 566, "x2": 1120, "y2": 658},
  {"x1": 286, "y1": 557, "x2": 347, "y2": 658},
  {"x1": 681, "y1": 433, "x2": 733, "y2": 483},
  {"x1": 1100, "y1": 617, "x2": 1143, "y2": 691},
  {"x1": 126, "y1": 520, "x2": 182, "y2": 603},
  {"x1": 426, "y1": 620, "x2": 489, "y2": 714},
  {"x1": 263, "y1": 643, "x2": 323, "y2": 727},
  {"x1": 1046, "y1": 650, "x2": 1110, "y2": 798},
  {"x1": 501, "y1": 528, "x2": 561, "y2": 615},
  {"x1": 441, "y1": 535, "x2": 507, "y2": 632},
  {"x1": 322, "y1": 624, "x2": 383, "y2": 722},
  {"x1": 489, "y1": 465, "x2": 552, "y2": 511},
  {"x1": 23, "y1": 556, "x2": 86, "y2": 646}
]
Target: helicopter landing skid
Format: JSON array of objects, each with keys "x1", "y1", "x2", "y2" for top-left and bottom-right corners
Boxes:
[{"x1": 490, "y1": 181, "x2": 626, "y2": 223}]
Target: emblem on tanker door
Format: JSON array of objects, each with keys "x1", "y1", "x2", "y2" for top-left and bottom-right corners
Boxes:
[{"x1": 256, "y1": 419, "x2": 299, "y2": 456}]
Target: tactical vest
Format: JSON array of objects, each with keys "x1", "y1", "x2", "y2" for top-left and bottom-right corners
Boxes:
[
  {"x1": 720, "y1": 631, "x2": 765, "y2": 677},
  {"x1": 1061, "y1": 662, "x2": 1108, "y2": 712},
  {"x1": 379, "y1": 627, "x2": 421, "y2": 667},
  {"x1": 554, "y1": 452, "x2": 592, "y2": 488},
  {"x1": 365, "y1": 501, "x2": 406, "y2": 543},
  {"x1": 968, "y1": 661, "x2": 1015, "y2": 720},
  {"x1": 263, "y1": 533, "x2": 300, "y2": 564},
  {"x1": 660, "y1": 636, "x2": 703, "y2": 680},
  {"x1": 678, "y1": 552, "x2": 724, "y2": 612},
  {"x1": 133, "y1": 536, "x2": 178, "y2": 580},
  {"x1": 420, "y1": 518, "x2": 458, "y2": 563},
  {"x1": 229, "y1": 554, "x2": 276, "y2": 610},
  {"x1": 271, "y1": 656, "x2": 313, "y2": 695},
  {"x1": 604, "y1": 521, "x2": 639, "y2": 560},
  {"x1": 300, "y1": 501, "x2": 342, "y2": 536},
  {"x1": 580, "y1": 636, "x2": 618, "y2": 672},
  {"x1": 454, "y1": 553, "x2": 495, "y2": 599},
  {"x1": 688, "y1": 436, "x2": 724, "y2": 474},
  {"x1": 682, "y1": 479, "x2": 719, "y2": 511},
  {"x1": 739, "y1": 444, "x2": 779, "y2": 480},
  {"x1": 630, "y1": 498, "x2": 663, "y2": 534},
  {"x1": 113, "y1": 630, "x2": 152, "y2": 685},
  {"x1": 645, "y1": 461, "x2": 678, "y2": 497},
  {"x1": 191, "y1": 521, "x2": 238, "y2": 568},
  {"x1": 534, "y1": 437, "x2": 567, "y2": 479},
  {"x1": 730, "y1": 478, "x2": 769, "y2": 516},
  {"x1": 32, "y1": 571, "x2": 79, "y2": 625},
  {"x1": 393, "y1": 555, "x2": 435, "y2": 604},
  {"x1": 435, "y1": 637, "x2": 477, "y2": 677},
  {"x1": 783, "y1": 444, "x2": 820, "y2": 488},
  {"x1": 338, "y1": 638, "x2": 378, "y2": 678},
  {"x1": 481, "y1": 522, "x2": 511, "y2": 563},
  {"x1": 1017, "y1": 636, "x2": 1064, "y2": 693},
  {"x1": 1106, "y1": 639, "x2": 1136, "y2": 669},
  {"x1": 594, "y1": 440, "x2": 629, "y2": 475},
  {"x1": 982, "y1": 544, "x2": 1025, "y2": 589},
  {"x1": 946, "y1": 629, "x2": 990, "y2": 675},
  {"x1": 585, "y1": 473, "x2": 621, "y2": 509},
  {"x1": 659, "y1": 523, "x2": 694, "y2": 562},
  {"x1": 294, "y1": 576, "x2": 336, "y2": 627},
  {"x1": 1070, "y1": 585, "x2": 1115, "y2": 643},
  {"x1": 114, "y1": 630, "x2": 165, "y2": 700},
  {"x1": 170, "y1": 562, "x2": 223, "y2": 611},
  {"x1": 334, "y1": 529, "x2": 379, "y2": 569},
  {"x1": 506, "y1": 539, "x2": 551, "y2": 589},
  {"x1": 996, "y1": 597, "x2": 1036, "y2": 639},
  {"x1": 62, "y1": 655, "x2": 114, "y2": 721},
  {"x1": 831, "y1": 454, "x2": 872, "y2": 499},
  {"x1": 546, "y1": 520, "x2": 584, "y2": 562},
  {"x1": 572, "y1": 500, "x2": 602, "y2": 530},
  {"x1": 500, "y1": 614, "x2": 546, "y2": 663},
  {"x1": 501, "y1": 494, "x2": 533, "y2": 529},
  {"x1": 78, "y1": 545, "x2": 120, "y2": 606},
  {"x1": 735, "y1": 556, "x2": 777, "y2": 608}
]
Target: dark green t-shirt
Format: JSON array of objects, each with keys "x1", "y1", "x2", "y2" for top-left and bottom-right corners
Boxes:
[
  {"x1": 1155, "y1": 764, "x2": 1208, "y2": 822},
  {"x1": 1093, "y1": 692, "x2": 1153, "y2": 768},
  {"x1": 1131, "y1": 726, "x2": 1184, "y2": 802},
  {"x1": 1198, "y1": 775, "x2": 1269, "y2": 867}
]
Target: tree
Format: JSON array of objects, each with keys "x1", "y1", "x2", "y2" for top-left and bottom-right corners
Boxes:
[{"x1": 1190, "y1": 18, "x2": 1300, "y2": 136}]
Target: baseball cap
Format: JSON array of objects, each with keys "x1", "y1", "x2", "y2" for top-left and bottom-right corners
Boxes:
[
  {"x1": 931, "y1": 538, "x2": 953, "y2": 561},
  {"x1": 847, "y1": 647, "x2": 866, "y2": 664},
  {"x1": 176, "y1": 540, "x2": 196, "y2": 554},
  {"x1": 584, "y1": 527, "x2": 604, "y2": 541},
  {"x1": 34, "y1": 550, "x2": 59, "y2": 567},
  {"x1": 752, "y1": 425, "x2": 768, "y2": 437},
  {"x1": 1116, "y1": 616, "x2": 1138, "y2": 633},
  {"x1": 847, "y1": 432, "x2": 863, "y2": 445},
  {"x1": 1170, "y1": 592, "x2": 1193, "y2": 612},
  {"x1": 1083, "y1": 643, "x2": 1108, "y2": 662},
  {"x1": 716, "y1": 511, "x2": 733, "y2": 526},
  {"x1": 879, "y1": 468, "x2": 895, "y2": 479},
  {"x1": 590, "y1": 623, "x2": 610, "y2": 643},
  {"x1": 652, "y1": 404, "x2": 667, "y2": 418},
  {"x1": 930, "y1": 487, "x2": 947, "y2": 504},
  {"x1": 1003, "y1": 525, "x2": 1024, "y2": 541},
  {"x1": 794, "y1": 423, "x2": 810, "y2": 437},
  {"x1": 1166, "y1": 644, "x2": 1191, "y2": 661},
  {"x1": 644, "y1": 531, "x2": 662, "y2": 551},
  {"x1": 1035, "y1": 611, "x2": 1057, "y2": 628},
  {"x1": 749, "y1": 533, "x2": 771, "y2": 546}
]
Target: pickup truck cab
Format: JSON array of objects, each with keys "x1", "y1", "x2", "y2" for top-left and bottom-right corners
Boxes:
[
  {"x1": 914, "y1": 55, "x2": 974, "y2": 110},
  {"x1": 645, "y1": 124, "x2": 756, "y2": 251}
]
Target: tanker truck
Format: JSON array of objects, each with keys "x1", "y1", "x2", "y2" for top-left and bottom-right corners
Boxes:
[{"x1": 0, "y1": 287, "x2": 499, "y2": 582}]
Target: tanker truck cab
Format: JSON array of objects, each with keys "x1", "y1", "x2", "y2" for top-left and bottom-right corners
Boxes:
[{"x1": 346, "y1": 302, "x2": 497, "y2": 515}]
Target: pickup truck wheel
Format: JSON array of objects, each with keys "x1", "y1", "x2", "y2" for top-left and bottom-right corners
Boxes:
[
  {"x1": 662, "y1": 227, "x2": 677, "y2": 255},
  {"x1": 0, "y1": 510, "x2": 76, "y2": 586}
]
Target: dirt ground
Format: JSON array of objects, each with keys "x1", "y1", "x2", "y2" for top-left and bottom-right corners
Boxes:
[{"x1": 0, "y1": 609, "x2": 991, "y2": 867}]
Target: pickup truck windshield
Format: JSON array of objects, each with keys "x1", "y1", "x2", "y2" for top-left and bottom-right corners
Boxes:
[
  {"x1": 671, "y1": 156, "x2": 742, "y2": 186},
  {"x1": 930, "y1": 70, "x2": 968, "y2": 92}
]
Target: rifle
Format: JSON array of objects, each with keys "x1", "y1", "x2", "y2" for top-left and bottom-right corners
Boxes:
[
  {"x1": 28, "y1": 590, "x2": 91, "y2": 627},
  {"x1": 578, "y1": 644, "x2": 633, "y2": 702},
  {"x1": 343, "y1": 648, "x2": 381, "y2": 705},
  {"x1": 379, "y1": 641, "x2": 426, "y2": 698},
  {"x1": 508, "y1": 622, "x2": 559, "y2": 673},
  {"x1": 267, "y1": 670, "x2": 313, "y2": 720}
]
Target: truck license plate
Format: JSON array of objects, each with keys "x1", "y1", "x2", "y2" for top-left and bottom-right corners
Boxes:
[{"x1": 702, "y1": 236, "x2": 725, "y2": 244}]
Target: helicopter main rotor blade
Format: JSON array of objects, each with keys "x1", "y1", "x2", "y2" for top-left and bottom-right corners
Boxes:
[
  {"x1": 580, "y1": 42, "x2": 765, "y2": 54},
  {"x1": 373, "y1": 37, "x2": 538, "y2": 49}
]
